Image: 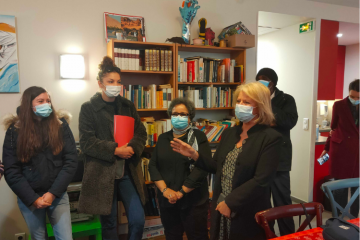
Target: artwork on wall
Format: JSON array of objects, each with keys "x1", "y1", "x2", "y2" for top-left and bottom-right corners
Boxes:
[
  {"x1": 104, "y1": 12, "x2": 146, "y2": 43},
  {"x1": 0, "y1": 15, "x2": 19, "y2": 93}
]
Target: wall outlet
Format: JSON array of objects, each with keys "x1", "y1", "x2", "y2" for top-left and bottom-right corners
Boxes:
[
  {"x1": 303, "y1": 118, "x2": 309, "y2": 130},
  {"x1": 15, "y1": 233, "x2": 26, "y2": 240}
]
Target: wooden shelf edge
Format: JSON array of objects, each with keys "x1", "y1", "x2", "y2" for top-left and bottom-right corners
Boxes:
[
  {"x1": 122, "y1": 70, "x2": 173, "y2": 74},
  {"x1": 177, "y1": 44, "x2": 246, "y2": 51},
  {"x1": 196, "y1": 107, "x2": 234, "y2": 110},
  {"x1": 137, "y1": 108, "x2": 168, "y2": 112},
  {"x1": 111, "y1": 39, "x2": 174, "y2": 47},
  {"x1": 178, "y1": 82, "x2": 240, "y2": 85}
]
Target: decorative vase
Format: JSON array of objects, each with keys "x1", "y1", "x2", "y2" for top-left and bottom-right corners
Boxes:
[{"x1": 182, "y1": 22, "x2": 191, "y2": 44}]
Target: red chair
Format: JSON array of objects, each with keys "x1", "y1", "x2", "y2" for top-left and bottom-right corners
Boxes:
[{"x1": 255, "y1": 202, "x2": 324, "y2": 239}]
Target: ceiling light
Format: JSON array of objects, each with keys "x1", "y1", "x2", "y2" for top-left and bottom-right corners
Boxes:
[{"x1": 337, "y1": 33, "x2": 343, "y2": 38}]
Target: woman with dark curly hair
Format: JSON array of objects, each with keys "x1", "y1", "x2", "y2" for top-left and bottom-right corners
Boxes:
[
  {"x1": 148, "y1": 98, "x2": 211, "y2": 240},
  {"x1": 78, "y1": 56, "x2": 147, "y2": 240}
]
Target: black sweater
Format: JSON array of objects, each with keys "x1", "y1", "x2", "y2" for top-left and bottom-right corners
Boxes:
[{"x1": 148, "y1": 129, "x2": 211, "y2": 209}]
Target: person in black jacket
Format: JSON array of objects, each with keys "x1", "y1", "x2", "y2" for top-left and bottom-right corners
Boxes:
[
  {"x1": 148, "y1": 98, "x2": 211, "y2": 240},
  {"x1": 256, "y1": 68, "x2": 298, "y2": 236},
  {"x1": 2, "y1": 86, "x2": 78, "y2": 240},
  {"x1": 171, "y1": 82, "x2": 282, "y2": 240}
]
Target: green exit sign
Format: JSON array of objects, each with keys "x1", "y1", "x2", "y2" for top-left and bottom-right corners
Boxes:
[{"x1": 299, "y1": 21, "x2": 315, "y2": 33}]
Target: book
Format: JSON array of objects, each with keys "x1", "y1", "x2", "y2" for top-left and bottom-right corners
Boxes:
[
  {"x1": 164, "y1": 50, "x2": 169, "y2": 72},
  {"x1": 161, "y1": 50, "x2": 165, "y2": 72},
  {"x1": 135, "y1": 50, "x2": 140, "y2": 71},
  {"x1": 114, "y1": 115, "x2": 134, "y2": 147},
  {"x1": 149, "y1": 49, "x2": 153, "y2": 71},
  {"x1": 234, "y1": 65, "x2": 244, "y2": 83},
  {"x1": 168, "y1": 50, "x2": 173, "y2": 72},
  {"x1": 145, "y1": 50, "x2": 150, "y2": 71},
  {"x1": 156, "y1": 50, "x2": 160, "y2": 71}
]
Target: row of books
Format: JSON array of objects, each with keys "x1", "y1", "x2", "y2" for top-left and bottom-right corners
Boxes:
[
  {"x1": 178, "y1": 86, "x2": 235, "y2": 108},
  {"x1": 145, "y1": 49, "x2": 173, "y2": 72},
  {"x1": 113, "y1": 48, "x2": 173, "y2": 72},
  {"x1": 119, "y1": 84, "x2": 174, "y2": 109},
  {"x1": 177, "y1": 56, "x2": 244, "y2": 83},
  {"x1": 196, "y1": 119, "x2": 237, "y2": 142},
  {"x1": 141, "y1": 117, "x2": 172, "y2": 147}
]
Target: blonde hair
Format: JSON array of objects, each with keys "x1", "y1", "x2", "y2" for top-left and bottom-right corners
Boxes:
[{"x1": 233, "y1": 82, "x2": 275, "y2": 125}]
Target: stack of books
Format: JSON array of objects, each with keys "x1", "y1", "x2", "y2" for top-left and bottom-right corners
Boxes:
[
  {"x1": 178, "y1": 56, "x2": 244, "y2": 83},
  {"x1": 141, "y1": 117, "x2": 172, "y2": 147},
  {"x1": 178, "y1": 86, "x2": 234, "y2": 108},
  {"x1": 119, "y1": 84, "x2": 174, "y2": 109},
  {"x1": 113, "y1": 48, "x2": 173, "y2": 72}
]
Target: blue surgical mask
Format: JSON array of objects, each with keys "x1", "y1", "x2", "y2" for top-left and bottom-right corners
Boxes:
[
  {"x1": 349, "y1": 96, "x2": 360, "y2": 106},
  {"x1": 34, "y1": 103, "x2": 53, "y2": 118},
  {"x1": 259, "y1": 80, "x2": 270, "y2": 87},
  {"x1": 235, "y1": 104, "x2": 256, "y2": 123},
  {"x1": 171, "y1": 116, "x2": 189, "y2": 130}
]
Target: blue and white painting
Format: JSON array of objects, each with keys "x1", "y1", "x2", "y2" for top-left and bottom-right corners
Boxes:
[{"x1": 0, "y1": 15, "x2": 19, "y2": 93}]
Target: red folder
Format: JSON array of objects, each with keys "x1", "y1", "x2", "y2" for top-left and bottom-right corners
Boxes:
[{"x1": 114, "y1": 115, "x2": 134, "y2": 147}]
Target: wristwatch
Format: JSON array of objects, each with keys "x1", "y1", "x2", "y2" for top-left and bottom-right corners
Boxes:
[
  {"x1": 162, "y1": 188, "x2": 168, "y2": 194},
  {"x1": 179, "y1": 188, "x2": 187, "y2": 196}
]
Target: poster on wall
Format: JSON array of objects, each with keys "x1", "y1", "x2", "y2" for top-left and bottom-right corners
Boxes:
[
  {"x1": 0, "y1": 15, "x2": 19, "y2": 93},
  {"x1": 104, "y1": 12, "x2": 146, "y2": 43}
]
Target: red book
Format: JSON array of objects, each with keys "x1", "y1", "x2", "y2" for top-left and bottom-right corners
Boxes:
[
  {"x1": 114, "y1": 115, "x2": 134, "y2": 147},
  {"x1": 187, "y1": 61, "x2": 195, "y2": 82}
]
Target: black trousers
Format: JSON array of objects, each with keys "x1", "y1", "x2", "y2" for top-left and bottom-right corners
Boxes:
[
  {"x1": 271, "y1": 171, "x2": 295, "y2": 236},
  {"x1": 160, "y1": 201, "x2": 209, "y2": 240}
]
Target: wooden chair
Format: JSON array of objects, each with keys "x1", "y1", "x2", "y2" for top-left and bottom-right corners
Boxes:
[{"x1": 255, "y1": 202, "x2": 324, "y2": 239}]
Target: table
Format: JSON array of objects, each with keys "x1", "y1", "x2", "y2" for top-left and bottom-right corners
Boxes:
[{"x1": 273, "y1": 218, "x2": 359, "y2": 240}]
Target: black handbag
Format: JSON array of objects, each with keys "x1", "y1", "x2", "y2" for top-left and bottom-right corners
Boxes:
[{"x1": 322, "y1": 218, "x2": 359, "y2": 240}]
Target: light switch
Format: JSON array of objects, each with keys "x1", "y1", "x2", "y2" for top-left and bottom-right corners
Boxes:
[{"x1": 303, "y1": 118, "x2": 309, "y2": 130}]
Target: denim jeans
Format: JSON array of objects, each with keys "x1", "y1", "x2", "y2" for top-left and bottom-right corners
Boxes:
[
  {"x1": 100, "y1": 174, "x2": 145, "y2": 240},
  {"x1": 18, "y1": 192, "x2": 72, "y2": 240}
]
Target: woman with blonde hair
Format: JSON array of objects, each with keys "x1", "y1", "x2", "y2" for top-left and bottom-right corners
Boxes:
[{"x1": 170, "y1": 82, "x2": 282, "y2": 240}]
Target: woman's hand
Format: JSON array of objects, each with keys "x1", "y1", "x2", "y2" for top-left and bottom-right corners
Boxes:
[
  {"x1": 175, "y1": 191, "x2": 184, "y2": 200},
  {"x1": 319, "y1": 150, "x2": 328, "y2": 159},
  {"x1": 216, "y1": 201, "x2": 231, "y2": 218},
  {"x1": 42, "y1": 192, "x2": 56, "y2": 205},
  {"x1": 115, "y1": 143, "x2": 134, "y2": 159},
  {"x1": 33, "y1": 197, "x2": 51, "y2": 209},
  {"x1": 163, "y1": 188, "x2": 178, "y2": 204},
  {"x1": 170, "y1": 138, "x2": 199, "y2": 160}
]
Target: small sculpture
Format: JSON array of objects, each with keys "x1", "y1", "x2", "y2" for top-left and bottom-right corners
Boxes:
[
  {"x1": 205, "y1": 28, "x2": 215, "y2": 46},
  {"x1": 198, "y1": 18, "x2": 207, "y2": 44},
  {"x1": 179, "y1": 0, "x2": 200, "y2": 44},
  {"x1": 165, "y1": 37, "x2": 188, "y2": 45}
]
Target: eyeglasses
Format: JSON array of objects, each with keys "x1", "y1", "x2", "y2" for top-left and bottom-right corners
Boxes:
[{"x1": 171, "y1": 112, "x2": 189, "y2": 117}]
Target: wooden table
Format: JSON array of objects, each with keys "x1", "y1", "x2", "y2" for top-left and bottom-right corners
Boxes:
[{"x1": 273, "y1": 218, "x2": 359, "y2": 240}]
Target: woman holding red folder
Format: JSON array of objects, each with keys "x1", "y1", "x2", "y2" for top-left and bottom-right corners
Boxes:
[{"x1": 78, "y1": 57, "x2": 147, "y2": 240}]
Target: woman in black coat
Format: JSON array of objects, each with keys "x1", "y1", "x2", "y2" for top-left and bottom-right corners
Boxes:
[
  {"x1": 171, "y1": 82, "x2": 282, "y2": 240},
  {"x1": 3, "y1": 86, "x2": 78, "y2": 240},
  {"x1": 148, "y1": 98, "x2": 211, "y2": 240}
]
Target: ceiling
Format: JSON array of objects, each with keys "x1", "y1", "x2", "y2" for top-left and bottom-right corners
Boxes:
[
  {"x1": 258, "y1": 12, "x2": 313, "y2": 36},
  {"x1": 338, "y1": 22, "x2": 359, "y2": 45},
  {"x1": 307, "y1": 0, "x2": 359, "y2": 8}
]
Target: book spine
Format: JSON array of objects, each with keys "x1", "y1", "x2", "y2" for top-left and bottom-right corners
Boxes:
[
  {"x1": 162, "y1": 89, "x2": 167, "y2": 109},
  {"x1": 132, "y1": 49, "x2": 136, "y2": 71},
  {"x1": 153, "y1": 49, "x2": 157, "y2": 72},
  {"x1": 156, "y1": 50, "x2": 160, "y2": 71},
  {"x1": 165, "y1": 50, "x2": 169, "y2": 72},
  {"x1": 136, "y1": 50, "x2": 140, "y2": 71},
  {"x1": 145, "y1": 50, "x2": 150, "y2": 71},
  {"x1": 178, "y1": 55, "x2": 180, "y2": 82},
  {"x1": 169, "y1": 50, "x2": 172, "y2": 72},
  {"x1": 149, "y1": 49, "x2": 153, "y2": 71},
  {"x1": 161, "y1": 50, "x2": 165, "y2": 72},
  {"x1": 114, "y1": 48, "x2": 119, "y2": 68}
]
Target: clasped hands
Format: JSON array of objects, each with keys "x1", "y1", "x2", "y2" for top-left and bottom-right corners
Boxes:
[
  {"x1": 33, "y1": 192, "x2": 56, "y2": 209},
  {"x1": 163, "y1": 188, "x2": 185, "y2": 204},
  {"x1": 115, "y1": 143, "x2": 134, "y2": 159}
]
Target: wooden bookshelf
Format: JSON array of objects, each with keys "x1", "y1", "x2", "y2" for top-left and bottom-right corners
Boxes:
[{"x1": 106, "y1": 39, "x2": 176, "y2": 115}]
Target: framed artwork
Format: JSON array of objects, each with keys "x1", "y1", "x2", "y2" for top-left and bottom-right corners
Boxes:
[
  {"x1": 0, "y1": 15, "x2": 19, "y2": 93},
  {"x1": 104, "y1": 12, "x2": 146, "y2": 43}
]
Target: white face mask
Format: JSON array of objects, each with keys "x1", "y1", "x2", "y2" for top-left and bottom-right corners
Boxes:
[{"x1": 102, "y1": 84, "x2": 121, "y2": 98}]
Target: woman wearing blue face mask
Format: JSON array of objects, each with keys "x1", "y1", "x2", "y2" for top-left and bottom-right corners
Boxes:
[
  {"x1": 78, "y1": 56, "x2": 147, "y2": 240},
  {"x1": 148, "y1": 98, "x2": 211, "y2": 240},
  {"x1": 170, "y1": 82, "x2": 282, "y2": 240},
  {"x1": 3, "y1": 86, "x2": 77, "y2": 240}
]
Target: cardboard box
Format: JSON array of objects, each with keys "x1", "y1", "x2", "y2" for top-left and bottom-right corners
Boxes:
[
  {"x1": 118, "y1": 202, "x2": 128, "y2": 224},
  {"x1": 225, "y1": 34, "x2": 255, "y2": 48}
]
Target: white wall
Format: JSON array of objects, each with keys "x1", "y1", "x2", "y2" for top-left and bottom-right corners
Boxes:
[
  {"x1": 0, "y1": 0, "x2": 358, "y2": 238},
  {"x1": 343, "y1": 44, "x2": 360, "y2": 97},
  {"x1": 258, "y1": 21, "x2": 316, "y2": 202}
]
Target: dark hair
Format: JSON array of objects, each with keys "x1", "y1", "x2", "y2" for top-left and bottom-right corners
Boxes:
[
  {"x1": 97, "y1": 56, "x2": 121, "y2": 82},
  {"x1": 167, "y1": 98, "x2": 196, "y2": 120},
  {"x1": 349, "y1": 79, "x2": 359, "y2": 92},
  {"x1": 17, "y1": 86, "x2": 63, "y2": 163},
  {"x1": 256, "y1": 68, "x2": 278, "y2": 86}
]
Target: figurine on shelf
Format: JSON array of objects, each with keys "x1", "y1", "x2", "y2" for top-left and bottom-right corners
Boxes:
[
  {"x1": 205, "y1": 28, "x2": 215, "y2": 46},
  {"x1": 198, "y1": 18, "x2": 207, "y2": 44},
  {"x1": 179, "y1": 0, "x2": 200, "y2": 44},
  {"x1": 165, "y1": 37, "x2": 188, "y2": 45}
]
